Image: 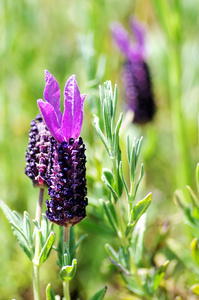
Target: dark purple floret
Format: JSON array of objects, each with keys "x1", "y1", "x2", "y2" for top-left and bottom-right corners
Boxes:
[
  {"x1": 46, "y1": 137, "x2": 88, "y2": 227},
  {"x1": 25, "y1": 114, "x2": 52, "y2": 188},
  {"x1": 123, "y1": 60, "x2": 156, "y2": 124}
]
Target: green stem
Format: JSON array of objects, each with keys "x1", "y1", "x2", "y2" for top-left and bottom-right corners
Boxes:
[
  {"x1": 63, "y1": 226, "x2": 71, "y2": 300},
  {"x1": 63, "y1": 280, "x2": 70, "y2": 300},
  {"x1": 168, "y1": 44, "x2": 190, "y2": 190},
  {"x1": 33, "y1": 188, "x2": 44, "y2": 300}
]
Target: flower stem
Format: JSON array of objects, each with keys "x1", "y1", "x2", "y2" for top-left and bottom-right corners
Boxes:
[
  {"x1": 63, "y1": 280, "x2": 70, "y2": 300},
  {"x1": 33, "y1": 188, "x2": 44, "y2": 300},
  {"x1": 63, "y1": 226, "x2": 71, "y2": 300}
]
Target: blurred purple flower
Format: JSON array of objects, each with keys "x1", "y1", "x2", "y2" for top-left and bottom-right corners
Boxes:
[
  {"x1": 37, "y1": 71, "x2": 88, "y2": 227},
  {"x1": 111, "y1": 17, "x2": 156, "y2": 124}
]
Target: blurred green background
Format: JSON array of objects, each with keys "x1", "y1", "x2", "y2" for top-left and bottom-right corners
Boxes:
[{"x1": 0, "y1": 0, "x2": 199, "y2": 299}]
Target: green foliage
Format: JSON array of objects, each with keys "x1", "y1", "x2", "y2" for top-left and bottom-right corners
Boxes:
[
  {"x1": 56, "y1": 226, "x2": 87, "y2": 283},
  {"x1": 0, "y1": 200, "x2": 34, "y2": 260},
  {"x1": 46, "y1": 284, "x2": 56, "y2": 300},
  {"x1": 89, "y1": 286, "x2": 107, "y2": 300}
]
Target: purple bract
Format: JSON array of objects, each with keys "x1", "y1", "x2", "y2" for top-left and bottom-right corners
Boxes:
[
  {"x1": 111, "y1": 17, "x2": 146, "y2": 62},
  {"x1": 37, "y1": 70, "x2": 86, "y2": 143}
]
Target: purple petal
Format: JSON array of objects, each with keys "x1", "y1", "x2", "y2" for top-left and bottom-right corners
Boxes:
[
  {"x1": 44, "y1": 70, "x2": 62, "y2": 126},
  {"x1": 73, "y1": 93, "x2": 86, "y2": 138},
  {"x1": 130, "y1": 17, "x2": 145, "y2": 55},
  {"x1": 62, "y1": 75, "x2": 84, "y2": 141},
  {"x1": 111, "y1": 22, "x2": 130, "y2": 57},
  {"x1": 37, "y1": 99, "x2": 63, "y2": 143}
]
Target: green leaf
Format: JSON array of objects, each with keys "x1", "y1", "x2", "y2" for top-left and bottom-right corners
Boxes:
[
  {"x1": 93, "y1": 114, "x2": 109, "y2": 154},
  {"x1": 41, "y1": 214, "x2": 49, "y2": 246},
  {"x1": 124, "y1": 274, "x2": 144, "y2": 297},
  {"x1": 153, "y1": 261, "x2": 169, "y2": 291},
  {"x1": 59, "y1": 258, "x2": 77, "y2": 281},
  {"x1": 89, "y1": 286, "x2": 107, "y2": 300},
  {"x1": 112, "y1": 84, "x2": 118, "y2": 131},
  {"x1": 106, "y1": 201, "x2": 118, "y2": 227},
  {"x1": 130, "y1": 193, "x2": 152, "y2": 226},
  {"x1": 100, "y1": 199, "x2": 118, "y2": 234},
  {"x1": 196, "y1": 163, "x2": 199, "y2": 195},
  {"x1": 23, "y1": 211, "x2": 32, "y2": 245},
  {"x1": 38, "y1": 232, "x2": 55, "y2": 265},
  {"x1": 46, "y1": 283, "x2": 56, "y2": 300},
  {"x1": 191, "y1": 238, "x2": 199, "y2": 265},
  {"x1": 119, "y1": 161, "x2": 129, "y2": 200},
  {"x1": 131, "y1": 214, "x2": 146, "y2": 265},
  {"x1": 102, "y1": 168, "x2": 114, "y2": 187},
  {"x1": 186, "y1": 185, "x2": 199, "y2": 219},
  {"x1": 105, "y1": 243, "x2": 118, "y2": 262},
  {"x1": 103, "y1": 82, "x2": 112, "y2": 144},
  {"x1": 133, "y1": 163, "x2": 144, "y2": 200},
  {"x1": 101, "y1": 174, "x2": 118, "y2": 202},
  {"x1": 71, "y1": 234, "x2": 87, "y2": 259},
  {"x1": 108, "y1": 256, "x2": 130, "y2": 275},
  {"x1": 0, "y1": 200, "x2": 33, "y2": 260},
  {"x1": 190, "y1": 284, "x2": 199, "y2": 295},
  {"x1": 113, "y1": 112, "x2": 123, "y2": 157}
]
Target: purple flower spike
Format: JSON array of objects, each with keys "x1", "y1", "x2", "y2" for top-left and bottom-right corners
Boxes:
[
  {"x1": 111, "y1": 17, "x2": 156, "y2": 124},
  {"x1": 37, "y1": 71, "x2": 85, "y2": 143}
]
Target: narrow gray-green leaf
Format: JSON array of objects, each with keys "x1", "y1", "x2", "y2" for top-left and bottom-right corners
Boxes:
[
  {"x1": 102, "y1": 168, "x2": 114, "y2": 187},
  {"x1": 46, "y1": 284, "x2": 56, "y2": 300},
  {"x1": 101, "y1": 174, "x2": 118, "y2": 202},
  {"x1": 38, "y1": 232, "x2": 55, "y2": 265},
  {"x1": 130, "y1": 193, "x2": 152, "y2": 226},
  {"x1": 105, "y1": 243, "x2": 118, "y2": 262},
  {"x1": 119, "y1": 161, "x2": 129, "y2": 200},
  {"x1": 89, "y1": 286, "x2": 107, "y2": 300},
  {"x1": 113, "y1": 112, "x2": 123, "y2": 157},
  {"x1": 94, "y1": 115, "x2": 109, "y2": 154},
  {"x1": 23, "y1": 211, "x2": 32, "y2": 246},
  {"x1": 153, "y1": 261, "x2": 169, "y2": 291},
  {"x1": 126, "y1": 135, "x2": 130, "y2": 164},
  {"x1": 100, "y1": 200, "x2": 118, "y2": 233},
  {"x1": 0, "y1": 200, "x2": 33, "y2": 260},
  {"x1": 133, "y1": 163, "x2": 144, "y2": 200}
]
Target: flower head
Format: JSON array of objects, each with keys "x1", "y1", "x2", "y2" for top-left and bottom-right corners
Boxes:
[
  {"x1": 37, "y1": 71, "x2": 88, "y2": 227},
  {"x1": 37, "y1": 70, "x2": 86, "y2": 143},
  {"x1": 25, "y1": 114, "x2": 52, "y2": 188},
  {"x1": 111, "y1": 17, "x2": 156, "y2": 124}
]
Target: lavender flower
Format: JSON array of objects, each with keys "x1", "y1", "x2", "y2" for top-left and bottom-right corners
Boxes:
[
  {"x1": 38, "y1": 71, "x2": 88, "y2": 226},
  {"x1": 25, "y1": 114, "x2": 52, "y2": 188},
  {"x1": 111, "y1": 17, "x2": 156, "y2": 124}
]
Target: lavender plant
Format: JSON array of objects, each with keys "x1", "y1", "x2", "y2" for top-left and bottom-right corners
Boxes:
[
  {"x1": 94, "y1": 81, "x2": 169, "y2": 299},
  {"x1": 0, "y1": 71, "x2": 106, "y2": 300}
]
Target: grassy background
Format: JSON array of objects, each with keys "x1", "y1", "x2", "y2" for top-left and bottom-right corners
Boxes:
[{"x1": 0, "y1": 0, "x2": 199, "y2": 299}]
